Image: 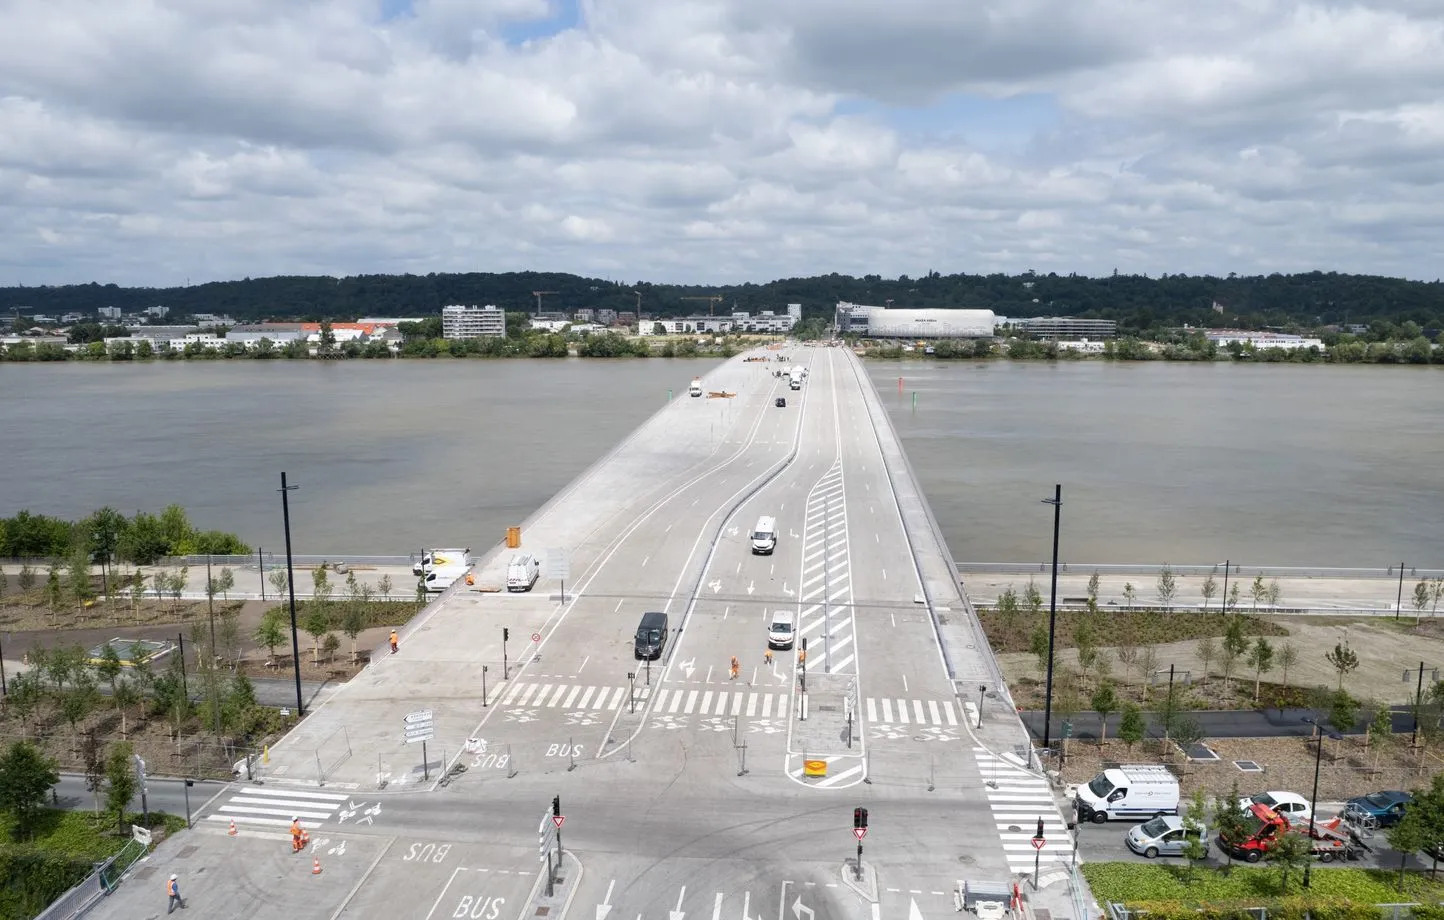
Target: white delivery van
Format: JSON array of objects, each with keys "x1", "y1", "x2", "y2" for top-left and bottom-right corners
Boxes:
[
  {"x1": 767, "y1": 611, "x2": 795, "y2": 650},
  {"x1": 413, "y1": 547, "x2": 473, "y2": 575},
  {"x1": 506, "y1": 553, "x2": 541, "y2": 592},
  {"x1": 1074, "y1": 764, "x2": 1179, "y2": 824},
  {"x1": 788, "y1": 367, "x2": 803, "y2": 390},
  {"x1": 750, "y1": 516, "x2": 777, "y2": 555},
  {"x1": 422, "y1": 563, "x2": 470, "y2": 593},
  {"x1": 689, "y1": 377, "x2": 703, "y2": 397}
]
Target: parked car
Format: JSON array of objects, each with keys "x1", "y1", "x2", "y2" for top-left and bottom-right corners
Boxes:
[
  {"x1": 1126, "y1": 815, "x2": 1207, "y2": 859},
  {"x1": 1345, "y1": 790, "x2": 1411, "y2": 827},
  {"x1": 1239, "y1": 791, "x2": 1313, "y2": 823},
  {"x1": 774, "y1": 397, "x2": 786, "y2": 407}
]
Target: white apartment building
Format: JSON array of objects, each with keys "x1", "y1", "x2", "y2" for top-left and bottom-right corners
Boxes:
[{"x1": 441, "y1": 304, "x2": 506, "y2": 338}]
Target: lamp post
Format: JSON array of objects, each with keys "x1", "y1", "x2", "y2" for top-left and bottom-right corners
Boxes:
[
  {"x1": 1301, "y1": 716, "x2": 1343, "y2": 889},
  {"x1": 279, "y1": 472, "x2": 304, "y2": 717},
  {"x1": 1220, "y1": 560, "x2": 1231, "y2": 613},
  {"x1": 1040, "y1": 484, "x2": 1062, "y2": 756},
  {"x1": 1405, "y1": 662, "x2": 1438, "y2": 748},
  {"x1": 1396, "y1": 562, "x2": 1406, "y2": 620}
]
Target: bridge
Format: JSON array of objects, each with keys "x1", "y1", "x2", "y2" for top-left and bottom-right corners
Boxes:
[{"x1": 86, "y1": 347, "x2": 1081, "y2": 920}]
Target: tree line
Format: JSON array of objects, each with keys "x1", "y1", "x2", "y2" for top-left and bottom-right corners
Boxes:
[
  {"x1": 6, "y1": 269, "x2": 1444, "y2": 332},
  {"x1": 0, "y1": 506, "x2": 249, "y2": 565}
]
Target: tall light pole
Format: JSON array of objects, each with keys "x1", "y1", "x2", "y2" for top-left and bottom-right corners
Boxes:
[
  {"x1": 1220, "y1": 560, "x2": 1231, "y2": 613},
  {"x1": 279, "y1": 472, "x2": 304, "y2": 717},
  {"x1": 1396, "y1": 562, "x2": 1406, "y2": 620},
  {"x1": 1040, "y1": 484, "x2": 1062, "y2": 756},
  {"x1": 1301, "y1": 716, "x2": 1343, "y2": 889}
]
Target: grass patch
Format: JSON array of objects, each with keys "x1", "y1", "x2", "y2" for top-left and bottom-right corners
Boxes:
[
  {"x1": 1082, "y1": 861, "x2": 1444, "y2": 906},
  {"x1": 264, "y1": 599, "x2": 425, "y2": 632},
  {"x1": 978, "y1": 609, "x2": 1288, "y2": 654},
  {"x1": 0, "y1": 808, "x2": 182, "y2": 861}
]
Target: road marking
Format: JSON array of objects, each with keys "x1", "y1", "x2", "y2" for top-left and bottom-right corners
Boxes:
[
  {"x1": 614, "y1": 599, "x2": 624, "y2": 612},
  {"x1": 578, "y1": 655, "x2": 589, "y2": 674},
  {"x1": 712, "y1": 891, "x2": 724, "y2": 920},
  {"x1": 642, "y1": 555, "x2": 650, "y2": 567}
]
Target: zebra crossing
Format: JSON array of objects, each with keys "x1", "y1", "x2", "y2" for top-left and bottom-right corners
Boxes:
[
  {"x1": 796, "y1": 458, "x2": 856, "y2": 674},
  {"x1": 206, "y1": 786, "x2": 350, "y2": 831},
  {"x1": 498, "y1": 682, "x2": 638, "y2": 710},
  {"x1": 865, "y1": 697, "x2": 961, "y2": 727},
  {"x1": 973, "y1": 747, "x2": 1074, "y2": 874}
]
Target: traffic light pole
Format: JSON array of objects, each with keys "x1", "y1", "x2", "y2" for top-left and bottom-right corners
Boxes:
[{"x1": 502, "y1": 627, "x2": 509, "y2": 679}]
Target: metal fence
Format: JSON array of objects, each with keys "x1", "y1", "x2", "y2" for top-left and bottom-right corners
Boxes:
[
  {"x1": 1107, "y1": 901, "x2": 1428, "y2": 920},
  {"x1": 33, "y1": 838, "x2": 147, "y2": 920},
  {"x1": 958, "y1": 562, "x2": 1443, "y2": 579},
  {"x1": 159, "y1": 553, "x2": 416, "y2": 568}
]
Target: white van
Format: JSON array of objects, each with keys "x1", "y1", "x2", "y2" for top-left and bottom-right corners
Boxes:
[
  {"x1": 767, "y1": 611, "x2": 795, "y2": 650},
  {"x1": 750, "y1": 516, "x2": 777, "y2": 555},
  {"x1": 423, "y1": 563, "x2": 470, "y2": 593},
  {"x1": 506, "y1": 553, "x2": 541, "y2": 592},
  {"x1": 1074, "y1": 764, "x2": 1179, "y2": 824},
  {"x1": 412, "y1": 547, "x2": 473, "y2": 576},
  {"x1": 689, "y1": 377, "x2": 703, "y2": 397}
]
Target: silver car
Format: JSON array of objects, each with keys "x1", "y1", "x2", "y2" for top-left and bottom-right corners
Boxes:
[{"x1": 1126, "y1": 815, "x2": 1207, "y2": 858}]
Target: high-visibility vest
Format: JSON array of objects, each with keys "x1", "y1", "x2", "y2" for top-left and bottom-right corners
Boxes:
[{"x1": 167, "y1": 879, "x2": 178, "y2": 897}]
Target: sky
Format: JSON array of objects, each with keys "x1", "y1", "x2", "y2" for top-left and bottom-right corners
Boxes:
[{"x1": 2, "y1": 0, "x2": 1443, "y2": 287}]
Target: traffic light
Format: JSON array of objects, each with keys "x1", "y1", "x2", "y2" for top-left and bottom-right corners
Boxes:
[
  {"x1": 553, "y1": 795, "x2": 561, "y2": 817},
  {"x1": 503, "y1": 627, "x2": 510, "y2": 642},
  {"x1": 853, "y1": 807, "x2": 869, "y2": 829}
]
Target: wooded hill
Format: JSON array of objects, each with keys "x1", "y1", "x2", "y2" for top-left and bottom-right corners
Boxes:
[{"x1": 4, "y1": 270, "x2": 1442, "y2": 333}]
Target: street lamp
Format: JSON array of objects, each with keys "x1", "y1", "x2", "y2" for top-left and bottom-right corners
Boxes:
[
  {"x1": 279, "y1": 472, "x2": 304, "y2": 717},
  {"x1": 1301, "y1": 716, "x2": 1344, "y2": 889},
  {"x1": 1405, "y1": 662, "x2": 1439, "y2": 748},
  {"x1": 1040, "y1": 484, "x2": 1063, "y2": 757}
]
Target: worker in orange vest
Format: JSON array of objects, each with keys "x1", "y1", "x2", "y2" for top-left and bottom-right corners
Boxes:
[
  {"x1": 729, "y1": 656, "x2": 740, "y2": 680},
  {"x1": 389, "y1": 630, "x2": 399, "y2": 654},
  {"x1": 291, "y1": 817, "x2": 305, "y2": 853},
  {"x1": 166, "y1": 873, "x2": 186, "y2": 913},
  {"x1": 764, "y1": 648, "x2": 774, "y2": 666}
]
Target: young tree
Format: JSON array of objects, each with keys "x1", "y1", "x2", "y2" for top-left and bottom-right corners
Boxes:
[
  {"x1": 1156, "y1": 564, "x2": 1177, "y2": 607},
  {"x1": 1138, "y1": 646, "x2": 1160, "y2": 700},
  {"x1": 1087, "y1": 571, "x2": 1101, "y2": 610},
  {"x1": 1024, "y1": 577, "x2": 1043, "y2": 616},
  {"x1": 1250, "y1": 575, "x2": 1267, "y2": 611},
  {"x1": 1327, "y1": 689, "x2": 1359, "y2": 736},
  {"x1": 1248, "y1": 637, "x2": 1275, "y2": 702},
  {"x1": 1227, "y1": 581, "x2": 1241, "y2": 612},
  {"x1": 81, "y1": 730, "x2": 106, "y2": 815},
  {"x1": 303, "y1": 606, "x2": 330, "y2": 663},
  {"x1": 60, "y1": 671, "x2": 100, "y2": 749},
  {"x1": 322, "y1": 632, "x2": 341, "y2": 665},
  {"x1": 0, "y1": 742, "x2": 61, "y2": 840},
  {"x1": 1214, "y1": 782, "x2": 1250, "y2": 874},
  {"x1": 113, "y1": 679, "x2": 140, "y2": 738},
  {"x1": 1195, "y1": 636, "x2": 1217, "y2": 683},
  {"x1": 1180, "y1": 788, "x2": 1211, "y2": 879},
  {"x1": 216, "y1": 566, "x2": 235, "y2": 600},
  {"x1": 1267, "y1": 829, "x2": 1314, "y2": 893},
  {"x1": 378, "y1": 573, "x2": 393, "y2": 602},
  {"x1": 1325, "y1": 642, "x2": 1360, "y2": 690},
  {"x1": 129, "y1": 570, "x2": 147, "y2": 620},
  {"x1": 1117, "y1": 703, "x2": 1145, "y2": 753},
  {"x1": 342, "y1": 604, "x2": 367, "y2": 663},
  {"x1": 254, "y1": 609, "x2": 287, "y2": 666},
  {"x1": 1266, "y1": 578, "x2": 1282, "y2": 608},
  {"x1": 96, "y1": 644, "x2": 123, "y2": 699},
  {"x1": 1430, "y1": 577, "x2": 1444, "y2": 620},
  {"x1": 44, "y1": 564, "x2": 63, "y2": 615},
  {"x1": 1123, "y1": 582, "x2": 1137, "y2": 610},
  {"x1": 311, "y1": 565, "x2": 333, "y2": 606},
  {"x1": 0, "y1": 567, "x2": 7, "y2": 599},
  {"x1": 1154, "y1": 680, "x2": 1185, "y2": 744},
  {"x1": 67, "y1": 548, "x2": 94, "y2": 606},
  {"x1": 1200, "y1": 573, "x2": 1217, "y2": 611},
  {"x1": 1091, "y1": 682, "x2": 1119, "y2": 746},
  {"x1": 7, "y1": 672, "x2": 44, "y2": 739},
  {"x1": 1114, "y1": 638, "x2": 1140, "y2": 684},
  {"x1": 1170, "y1": 715, "x2": 1205, "y2": 762},
  {"x1": 218, "y1": 607, "x2": 241, "y2": 668},
  {"x1": 104, "y1": 741, "x2": 137, "y2": 835},
  {"x1": 1029, "y1": 626, "x2": 1050, "y2": 682},
  {"x1": 170, "y1": 564, "x2": 188, "y2": 611},
  {"x1": 1415, "y1": 580, "x2": 1431, "y2": 626},
  {"x1": 1221, "y1": 616, "x2": 1250, "y2": 691},
  {"x1": 268, "y1": 568, "x2": 290, "y2": 599},
  {"x1": 1074, "y1": 620, "x2": 1099, "y2": 691},
  {"x1": 18, "y1": 563, "x2": 37, "y2": 591},
  {"x1": 1277, "y1": 642, "x2": 1298, "y2": 687}
]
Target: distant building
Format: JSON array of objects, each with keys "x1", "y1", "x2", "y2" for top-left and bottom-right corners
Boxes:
[
  {"x1": 835, "y1": 302, "x2": 996, "y2": 338},
  {"x1": 596, "y1": 309, "x2": 618, "y2": 326},
  {"x1": 193, "y1": 313, "x2": 237, "y2": 327},
  {"x1": 143, "y1": 305, "x2": 170, "y2": 318},
  {"x1": 355, "y1": 317, "x2": 426, "y2": 327},
  {"x1": 1056, "y1": 339, "x2": 1106, "y2": 354},
  {"x1": 441, "y1": 304, "x2": 506, "y2": 339},
  {"x1": 529, "y1": 319, "x2": 571, "y2": 333},
  {"x1": 616, "y1": 311, "x2": 636, "y2": 327},
  {"x1": 1021, "y1": 317, "x2": 1117, "y2": 339},
  {"x1": 573, "y1": 308, "x2": 594, "y2": 323},
  {"x1": 1206, "y1": 330, "x2": 1324, "y2": 350},
  {"x1": 98, "y1": 306, "x2": 123, "y2": 320},
  {"x1": 60, "y1": 312, "x2": 85, "y2": 324}
]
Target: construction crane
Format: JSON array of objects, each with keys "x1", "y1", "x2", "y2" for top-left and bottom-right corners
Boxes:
[
  {"x1": 531, "y1": 291, "x2": 558, "y2": 315},
  {"x1": 681, "y1": 295, "x2": 723, "y2": 316},
  {"x1": 630, "y1": 290, "x2": 642, "y2": 312}
]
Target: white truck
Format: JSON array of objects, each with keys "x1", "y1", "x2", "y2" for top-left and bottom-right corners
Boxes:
[
  {"x1": 1074, "y1": 764, "x2": 1179, "y2": 824},
  {"x1": 506, "y1": 552, "x2": 541, "y2": 592},
  {"x1": 689, "y1": 377, "x2": 703, "y2": 397},
  {"x1": 421, "y1": 562, "x2": 472, "y2": 593},
  {"x1": 412, "y1": 547, "x2": 473, "y2": 576},
  {"x1": 788, "y1": 366, "x2": 803, "y2": 390}
]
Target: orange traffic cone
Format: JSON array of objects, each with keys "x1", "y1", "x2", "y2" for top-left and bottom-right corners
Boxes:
[
  {"x1": 312, "y1": 856, "x2": 322, "y2": 875},
  {"x1": 228, "y1": 819, "x2": 237, "y2": 836}
]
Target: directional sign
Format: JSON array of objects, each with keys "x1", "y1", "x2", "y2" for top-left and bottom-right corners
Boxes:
[
  {"x1": 552, "y1": 815, "x2": 565, "y2": 829},
  {"x1": 1030, "y1": 836, "x2": 1046, "y2": 850},
  {"x1": 403, "y1": 709, "x2": 434, "y2": 744},
  {"x1": 404, "y1": 709, "x2": 433, "y2": 725},
  {"x1": 852, "y1": 827, "x2": 866, "y2": 841},
  {"x1": 547, "y1": 549, "x2": 569, "y2": 581}
]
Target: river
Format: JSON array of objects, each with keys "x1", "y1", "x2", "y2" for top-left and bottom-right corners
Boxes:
[{"x1": 2, "y1": 358, "x2": 1440, "y2": 567}]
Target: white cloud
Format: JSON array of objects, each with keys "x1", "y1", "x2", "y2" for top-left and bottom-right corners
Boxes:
[{"x1": 1, "y1": 0, "x2": 1443, "y2": 286}]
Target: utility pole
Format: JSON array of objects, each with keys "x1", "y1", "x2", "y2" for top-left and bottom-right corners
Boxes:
[
  {"x1": 279, "y1": 472, "x2": 304, "y2": 717},
  {"x1": 1040, "y1": 485, "x2": 1062, "y2": 756},
  {"x1": 1397, "y1": 562, "x2": 1406, "y2": 619}
]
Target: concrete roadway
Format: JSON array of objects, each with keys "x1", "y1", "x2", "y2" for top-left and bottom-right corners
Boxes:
[{"x1": 89, "y1": 348, "x2": 1066, "y2": 920}]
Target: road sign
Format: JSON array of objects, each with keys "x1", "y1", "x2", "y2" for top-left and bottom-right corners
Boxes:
[
  {"x1": 546, "y1": 549, "x2": 569, "y2": 581},
  {"x1": 552, "y1": 815, "x2": 565, "y2": 829},
  {"x1": 403, "y1": 709, "x2": 435, "y2": 744},
  {"x1": 404, "y1": 709, "x2": 433, "y2": 724},
  {"x1": 531, "y1": 632, "x2": 541, "y2": 643},
  {"x1": 1030, "y1": 836, "x2": 1046, "y2": 850},
  {"x1": 852, "y1": 827, "x2": 866, "y2": 841}
]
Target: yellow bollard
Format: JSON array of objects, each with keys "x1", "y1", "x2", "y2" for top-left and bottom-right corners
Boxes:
[
  {"x1": 263, "y1": 744, "x2": 270, "y2": 765},
  {"x1": 506, "y1": 526, "x2": 521, "y2": 549}
]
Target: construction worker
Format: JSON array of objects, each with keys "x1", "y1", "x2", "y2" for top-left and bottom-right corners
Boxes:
[
  {"x1": 764, "y1": 648, "x2": 774, "y2": 666},
  {"x1": 389, "y1": 629, "x2": 399, "y2": 654},
  {"x1": 166, "y1": 873, "x2": 185, "y2": 913},
  {"x1": 729, "y1": 656, "x2": 740, "y2": 680},
  {"x1": 291, "y1": 817, "x2": 304, "y2": 853}
]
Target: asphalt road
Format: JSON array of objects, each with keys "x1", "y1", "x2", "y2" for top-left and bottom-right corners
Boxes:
[
  {"x1": 1020, "y1": 706, "x2": 1417, "y2": 742},
  {"x1": 51, "y1": 772, "x2": 229, "y2": 826},
  {"x1": 79, "y1": 348, "x2": 1078, "y2": 920}
]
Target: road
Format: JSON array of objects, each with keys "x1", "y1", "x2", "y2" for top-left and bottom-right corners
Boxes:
[
  {"x1": 51, "y1": 772, "x2": 228, "y2": 826},
  {"x1": 84, "y1": 347, "x2": 1069, "y2": 920}
]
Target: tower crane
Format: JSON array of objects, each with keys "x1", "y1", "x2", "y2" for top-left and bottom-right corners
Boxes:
[
  {"x1": 531, "y1": 291, "x2": 558, "y2": 315},
  {"x1": 680, "y1": 295, "x2": 724, "y2": 316}
]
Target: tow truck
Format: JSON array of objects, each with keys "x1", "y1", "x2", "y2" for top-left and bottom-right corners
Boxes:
[{"x1": 1217, "y1": 803, "x2": 1368, "y2": 863}]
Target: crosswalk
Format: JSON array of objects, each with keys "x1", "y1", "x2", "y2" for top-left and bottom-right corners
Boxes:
[
  {"x1": 973, "y1": 747, "x2": 1074, "y2": 874},
  {"x1": 797, "y1": 458, "x2": 856, "y2": 674},
  {"x1": 206, "y1": 786, "x2": 350, "y2": 831},
  {"x1": 497, "y1": 680, "x2": 965, "y2": 729}
]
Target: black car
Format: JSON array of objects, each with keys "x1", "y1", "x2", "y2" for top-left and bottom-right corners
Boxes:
[{"x1": 775, "y1": 397, "x2": 786, "y2": 407}]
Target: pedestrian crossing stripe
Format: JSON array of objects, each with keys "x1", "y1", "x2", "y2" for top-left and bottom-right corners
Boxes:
[
  {"x1": 206, "y1": 786, "x2": 350, "y2": 830},
  {"x1": 499, "y1": 683, "x2": 641, "y2": 709},
  {"x1": 865, "y1": 697, "x2": 959, "y2": 727},
  {"x1": 972, "y1": 747, "x2": 1074, "y2": 872}
]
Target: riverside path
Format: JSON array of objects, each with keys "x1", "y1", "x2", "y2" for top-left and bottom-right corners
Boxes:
[{"x1": 86, "y1": 346, "x2": 1081, "y2": 920}]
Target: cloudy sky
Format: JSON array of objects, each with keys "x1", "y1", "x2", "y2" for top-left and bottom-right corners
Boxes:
[{"x1": 2, "y1": 0, "x2": 1442, "y2": 287}]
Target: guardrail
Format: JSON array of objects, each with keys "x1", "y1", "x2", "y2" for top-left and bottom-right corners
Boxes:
[
  {"x1": 34, "y1": 838, "x2": 147, "y2": 920},
  {"x1": 957, "y1": 562, "x2": 1443, "y2": 579},
  {"x1": 159, "y1": 553, "x2": 416, "y2": 568}
]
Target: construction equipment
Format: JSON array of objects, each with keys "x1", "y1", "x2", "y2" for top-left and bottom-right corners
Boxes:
[
  {"x1": 531, "y1": 291, "x2": 558, "y2": 314},
  {"x1": 1217, "y1": 803, "x2": 1367, "y2": 863},
  {"x1": 706, "y1": 391, "x2": 736, "y2": 399},
  {"x1": 681, "y1": 295, "x2": 723, "y2": 316}
]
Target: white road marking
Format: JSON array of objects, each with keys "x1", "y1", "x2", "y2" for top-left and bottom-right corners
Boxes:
[{"x1": 642, "y1": 555, "x2": 650, "y2": 567}]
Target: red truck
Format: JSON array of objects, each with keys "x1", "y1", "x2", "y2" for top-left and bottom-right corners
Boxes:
[{"x1": 1217, "y1": 803, "x2": 1365, "y2": 863}]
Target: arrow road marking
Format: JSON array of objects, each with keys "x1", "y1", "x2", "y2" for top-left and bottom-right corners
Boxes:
[
  {"x1": 746, "y1": 580, "x2": 755, "y2": 595},
  {"x1": 596, "y1": 879, "x2": 615, "y2": 920},
  {"x1": 782, "y1": 582, "x2": 794, "y2": 597},
  {"x1": 670, "y1": 885, "x2": 686, "y2": 920},
  {"x1": 712, "y1": 892, "x2": 723, "y2": 920},
  {"x1": 791, "y1": 896, "x2": 813, "y2": 920},
  {"x1": 909, "y1": 899, "x2": 924, "y2": 920},
  {"x1": 709, "y1": 579, "x2": 722, "y2": 594},
  {"x1": 680, "y1": 657, "x2": 696, "y2": 679},
  {"x1": 742, "y1": 892, "x2": 758, "y2": 920}
]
